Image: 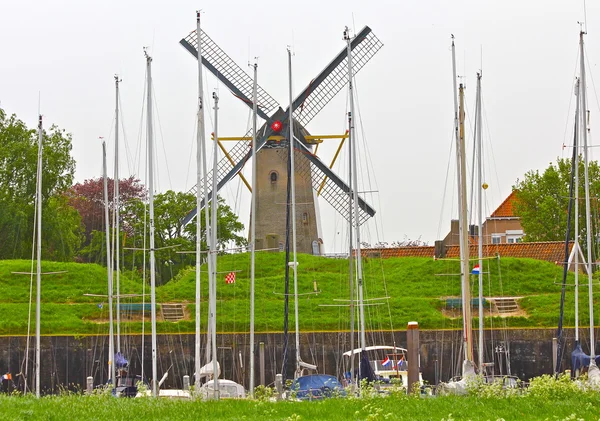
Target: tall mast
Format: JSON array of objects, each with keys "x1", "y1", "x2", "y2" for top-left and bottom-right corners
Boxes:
[
  {"x1": 102, "y1": 141, "x2": 116, "y2": 389},
  {"x1": 210, "y1": 91, "x2": 220, "y2": 399},
  {"x1": 344, "y1": 26, "x2": 356, "y2": 384},
  {"x1": 555, "y1": 77, "x2": 581, "y2": 374},
  {"x1": 194, "y1": 10, "x2": 205, "y2": 390},
  {"x1": 201, "y1": 29, "x2": 215, "y2": 369},
  {"x1": 345, "y1": 27, "x2": 366, "y2": 353},
  {"x1": 574, "y1": 78, "x2": 581, "y2": 345},
  {"x1": 114, "y1": 74, "x2": 122, "y2": 354},
  {"x1": 475, "y1": 72, "x2": 484, "y2": 372},
  {"x1": 249, "y1": 61, "x2": 258, "y2": 395},
  {"x1": 458, "y1": 83, "x2": 472, "y2": 364},
  {"x1": 144, "y1": 48, "x2": 158, "y2": 398},
  {"x1": 35, "y1": 115, "x2": 43, "y2": 398},
  {"x1": 452, "y1": 37, "x2": 473, "y2": 367},
  {"x1": 580, "y1": 31, "x2": 595, "y2": 360},
  {"x1": 287, "y1": 47, "x2": 302, "y2": 376}
]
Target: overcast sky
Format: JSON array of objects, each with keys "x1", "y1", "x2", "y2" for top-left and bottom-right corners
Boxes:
[{"x1": 1, "y1": 0, "x2": 599, "y2": 252}]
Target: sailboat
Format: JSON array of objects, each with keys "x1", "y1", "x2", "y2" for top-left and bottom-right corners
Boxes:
[
  {"x1": 193, "y1": 11, "x2": 244, "y2": 399},
  {"x1": 556, "y1": 30, "x2": 600, "y2": 385},
  {"x1": 437, "y1": 36, "x2": 476, "y2": 395}
]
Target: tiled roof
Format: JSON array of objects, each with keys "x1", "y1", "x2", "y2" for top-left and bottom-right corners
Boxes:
[
  {"x1": 362, "y1": 246, "x2": 435, "y2": 259},
  {"x1": 361, "y1": 241, "x2": 571, "y2": 263},
  {"x1": 445, "y1": 241, "x2": 571, "y2": 263},
  {"x1": 489, "y1": 190, "x2": 519, "y2": 218}
]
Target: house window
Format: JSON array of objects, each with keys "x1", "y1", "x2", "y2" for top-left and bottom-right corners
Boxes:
[
  {"x1": 492, "y1": 234, "x2": 502, "y2": 244},
  {"x1": 506, "y1": 230, "x2": 524, "y2": 244}
]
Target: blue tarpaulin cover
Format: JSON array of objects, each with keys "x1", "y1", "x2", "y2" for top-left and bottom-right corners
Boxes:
[
  {"x1": 571, "y1": 344, "x2": 600, "y2": 374},
  {"x1": 114, "y1": 352, "x2": 129, "y2": 369}
]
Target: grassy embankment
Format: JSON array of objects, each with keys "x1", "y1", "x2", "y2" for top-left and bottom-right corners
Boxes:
[{"x1": 0, "y1": 254, "x2": 590, "y2": 336}]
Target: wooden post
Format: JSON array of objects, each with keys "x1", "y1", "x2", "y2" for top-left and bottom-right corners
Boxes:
[
  {"x1": 407, "y1": 321, "x2": 420, "y2": 394},
  {"x1": 552, "y1": 337, "x2": 558, "y2": 375},
  {"x1": 259, "y1": 342, "x2": 265, "y2": 386}
]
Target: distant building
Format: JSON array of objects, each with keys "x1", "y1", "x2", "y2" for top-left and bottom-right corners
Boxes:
[{"x1": 361, "y1": 191, "x2": 572, "y2": 263}]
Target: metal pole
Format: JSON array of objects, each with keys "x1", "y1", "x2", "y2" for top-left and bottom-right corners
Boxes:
[
  {"x1": 211, "y1": 91, "x2": 220, "y2": 400},
  {"x1": 574, "y1": 78, "x2": 580, "y2": 344},
  {"x1": 144, "y1": 48, "x2": 158, "y2": 398},
  {"x1": 580, "y1": 31, "x2": 595, "y2": 360},
  {"x1": 345, "y1": 27, "x2": 366, "y2": 353},
  {"x1": 476, "y1": 73, "x2": 484, "y2": 372},
  {"x1": 249, "y1": 60, "x2": 258, "y2": 395},
  {"x1": 458, "y1": 83, "x2": 472, "y2": 365},
  {"x1": 114, "y1": 75, "x2": 122, "y2": 354},
  {"x1": 287, "y1": 48, "x2": 301, "y2": 377},
  {"x1": 345, "y1": 26, "x2": 356, "y2": 387},
  {"x1": 194, "y1": 10, "x2": 205, "y2": 390},
  {"x1": 35, "y1": 115, "x2": 43, "y2": 398},
  {"x1": 102, "y1": 141, "x2": 116, "y2": 389}
]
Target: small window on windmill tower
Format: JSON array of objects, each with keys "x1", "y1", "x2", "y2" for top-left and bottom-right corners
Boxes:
[
  {"x1": 302, "y1": 212, "x2": 309, "y2": 225},
  {"x1": 270, "y1": 171, "x2": 278, "y2": 184}
]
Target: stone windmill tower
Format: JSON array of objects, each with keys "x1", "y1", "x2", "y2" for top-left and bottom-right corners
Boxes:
[{"x1": 179, "y1": 26, "x2": 382, "y2": 254}]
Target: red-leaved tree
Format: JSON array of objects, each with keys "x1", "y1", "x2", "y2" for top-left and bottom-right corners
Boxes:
[{"x1": 67, "y1": 176, "x2": 146, "y2": 245}]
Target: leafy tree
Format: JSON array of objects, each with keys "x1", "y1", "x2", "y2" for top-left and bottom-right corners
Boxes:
[
  {"x1": 0, "y1": 108, "x2": 80, "y2": 260},
  {"x1": 82, "y1": 189, "x2": 246, "y2": 284},
  {"x1": 67, "y1": 176, "x2": 146, "y2": 245},
  {"x1": 513, "y1": 157, "x2": 600, "y2": 247}
]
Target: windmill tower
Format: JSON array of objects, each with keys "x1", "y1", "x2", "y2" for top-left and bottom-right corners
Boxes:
[{"x1": 179, "y1": 27, "x2": 382, "y2": 254}]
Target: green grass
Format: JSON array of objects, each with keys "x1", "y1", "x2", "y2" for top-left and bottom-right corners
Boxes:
[
  {"x1": 1, "y1": 379, "x2": 600, "y2": 421},
  {"x1": 0, "y1": 254, "x2": 591, "y2": 335}
]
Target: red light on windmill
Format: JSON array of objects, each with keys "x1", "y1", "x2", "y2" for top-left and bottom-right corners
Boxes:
[{"x1": 271, "y1": 120, "x2": 282, "y2": 132}]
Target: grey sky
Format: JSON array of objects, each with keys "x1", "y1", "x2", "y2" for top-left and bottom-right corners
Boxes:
[{"x1": 1, "y1": 0, "x2": 598, "y2": 252}]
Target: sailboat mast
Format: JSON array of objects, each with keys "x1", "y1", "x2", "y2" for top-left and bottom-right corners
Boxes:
[
  {"x1": 345, "y1": 27, "x2": 366, "y2": 352},
  {"x1": 114, "y1": 75, "x2": 122, "y2": 354},
  {"x1": 287, "y1": 48, "x2": 302, "y2": 375},
  {"x1": 201, "y1": 38, "x2": 215, "y2": 370},
  {"x1": 102, "y1": 141, "x2": 116, "y2": 389},
  {"x1": 35, "y1": 115, "x2": 43, "y2": 398},
  {"x1": 579, "y1": 31, "x2": 595, "y2": 360},
  {"x1": 347, "y1": 87, "x2": 356, "y2": 385},
  {"x1": 144, "y1": 49, "x2": 158, "y2": 398},
  {"x1": 475, "y1": 72, "x2": 484, "y2": 372},
  {"x1": 556, "y1": 77, "x2": 581, "y2": 374},
  {"x1": 211, "y1": 91, "x2": 220, "y2": 399},
  {"x1": 574, "y1": 78, "x2": 580, "y2": 344},
  {"x1": 458, "y1": 83, "x2": 473, "y2": 364},
  {"x1": 249, "y1": 61, "x2": 258, "y2": 395},
  {"x1": 451, "y1": 38, "x2": 473, "y2": 365},
  {"x1": 194, "y1": 10, "x2": 205, "y2": 389}
]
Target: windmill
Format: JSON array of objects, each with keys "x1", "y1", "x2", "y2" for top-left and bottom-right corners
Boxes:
[{"x1": 179, "y1": 26, "x2": 382, "y2": 254}]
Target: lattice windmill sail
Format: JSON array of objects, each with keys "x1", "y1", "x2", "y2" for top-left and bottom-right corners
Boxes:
[{"x1": 180, "y1": 26, "x2": 382, "y2": 252}]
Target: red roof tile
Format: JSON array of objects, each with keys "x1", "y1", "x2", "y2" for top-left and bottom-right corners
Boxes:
[
  {"x1": 490, "y1": 190, "x2": 519, "y2": 218},
  {"x1": 361, "y1": 241, "x2": 571, "y2": 263},
  {"x1": 445, "y1": 241, "x2": 571, "y2": 263},
  {"x1": 362, "y1": 246, "x2": 435, "y2": 259}
]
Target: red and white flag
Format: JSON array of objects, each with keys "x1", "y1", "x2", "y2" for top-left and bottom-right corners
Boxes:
[{"x1": 225, "y1": 272, "x2": 236, "y2": 284}]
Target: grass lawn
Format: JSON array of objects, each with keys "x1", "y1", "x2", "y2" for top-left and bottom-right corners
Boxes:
[
  {"x1": 1, "y1": 379, "x2": 599, "y2": 421},
  {"x1": 0, "y1": 254, "x2": 590, "y2": 335}
]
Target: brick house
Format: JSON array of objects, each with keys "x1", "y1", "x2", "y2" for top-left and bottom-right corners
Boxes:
[{"x1": 361, "y1": 191, "x2": 572, "y2": 263}]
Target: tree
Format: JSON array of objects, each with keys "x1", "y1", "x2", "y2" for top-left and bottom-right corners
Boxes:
[
  {"x1": 67, "y1": 176, "x2": 146, "y2": 245},
  {"x1": 82, "y1": 189, "x2": 246, "y2": 284},
  {"x1": 513, "y1": 157, "x2": 600, "y2": 245},
  {"x1": 0, "y1": 108, "x2": 80, "y2": 260}
]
